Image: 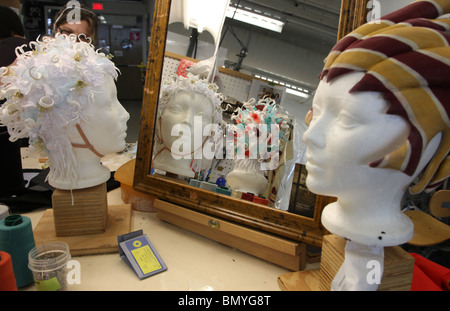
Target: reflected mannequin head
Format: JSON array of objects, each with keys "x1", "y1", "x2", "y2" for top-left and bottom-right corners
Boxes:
[
  {"x1": 303, "y1": 1, "x2": 450, "y2": 246},
  {"x1": 226, "y1": 97, "x2": 292, "y2": 195},
  {"x1": 160, "y1": 91, "x2": 214, "y2": 155},
  {"x1": 0, "y1": 34, "x2": 129, "y2": 190},
  {"x1": 153, "y1": 73, "x2": 223, "y2": 177}
]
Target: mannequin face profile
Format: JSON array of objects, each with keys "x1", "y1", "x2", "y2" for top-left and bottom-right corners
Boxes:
[
  {"x1": 69, "y1": 75, "x2": 129, "y2": 156},
  {"x1": 303, "y1": 72, "x2": 441, "y2": 246},
  {"x1": 0, "y1": 34, "x2": 125, "y2": 190},
  {"x1": 51, "y1": 75, "x2": 129, "y2": 190},
  {"x1": 301, "y1": 0, "x2": 450, "y2": 290},
  {"x1": 304, "y1": 72, "x2": 410, "y2": 197}
]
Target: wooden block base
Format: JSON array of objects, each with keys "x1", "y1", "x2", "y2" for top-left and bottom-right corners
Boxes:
[
  {"x1": 155, "y1": 199, "x2": 307, "y2": 271},
  {"x1": 33, "y1": 204, "x2": 132, "y2": 256},
  {"x1": 278, "y1": 235, "x2": 414, "y2": 291},
  {"x1": 278, "y1": 268, "x2": 321, "y2": 291},
  {"x1": 52, "y1": 183, "x2": 108, "y2": 236}
]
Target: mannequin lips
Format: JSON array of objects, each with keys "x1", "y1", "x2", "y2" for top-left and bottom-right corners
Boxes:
[
  {"x1": 305, "y1": 159, "x2": 325, "y2": 174},
  {"x1": 117, "y1": 123, "x2": 128, "y2": 137},
  {"x1": 305, "y1": 147, "x2": 325, "y2": 169}
]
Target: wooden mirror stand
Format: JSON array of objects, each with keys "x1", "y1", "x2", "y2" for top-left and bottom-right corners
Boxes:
[{"x1": 133, "y1": 0, "x2": 369, "y2": 270}]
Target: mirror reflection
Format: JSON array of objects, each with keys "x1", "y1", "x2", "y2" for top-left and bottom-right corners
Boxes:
[
  {"x1": 152, "y1": 73, "x2": 224, "y2": 178},
  {"x1": 148, "y1": 0, "x2": 340, "y2": 218}
]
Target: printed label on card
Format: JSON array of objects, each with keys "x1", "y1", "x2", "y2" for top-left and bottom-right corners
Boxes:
[{"x1": 118, "y1": 231, "x2": 167, "y2": 279}]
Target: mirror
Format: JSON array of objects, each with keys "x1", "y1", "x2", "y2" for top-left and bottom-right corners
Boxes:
[{"x1": 133, "y1": 0, "x2": 369, "y2": 247}]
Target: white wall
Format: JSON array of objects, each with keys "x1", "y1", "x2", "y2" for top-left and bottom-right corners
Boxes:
[
  {"x1": 164, "y1": 0, "x2": 418, "y2": 155},
  {"x1": 167, "y1": 22, "x2": 327, "y2": 91},
  {"x1": 220, "y1": 27, "x2": 328, "y2": 90},
  {"x1": 166, "y1": 22, "x2": 326, "y2": 132},
  {"x1": 166, "y1": 31, "x2": 228, "y2": 67},
  {"x1": 205, "y1": 0, "x2": 417, "y2": 127}
]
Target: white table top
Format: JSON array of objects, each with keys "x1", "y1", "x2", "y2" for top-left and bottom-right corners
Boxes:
[{"x1": 18, "y1": 148, "x2": 317, "y2": 291}]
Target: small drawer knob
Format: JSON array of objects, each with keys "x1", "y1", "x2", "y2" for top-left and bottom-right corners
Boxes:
[{"x1": 208, "y1": 219, "x2": 220, "y2": 229}]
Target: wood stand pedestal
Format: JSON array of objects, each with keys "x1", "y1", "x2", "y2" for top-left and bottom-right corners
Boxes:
[
  {"x1": 278, "y1": 234, "x2": 414, "y2": 291},
  {"x1": 155, "y1": 199, "x2": 307, "y2": 271},
  {"x1": 33, "y1": 183, "x2": 132, "y2": 256},
  {"x1": 51, "y1": 183, "x2": 108, "y2": 236}
]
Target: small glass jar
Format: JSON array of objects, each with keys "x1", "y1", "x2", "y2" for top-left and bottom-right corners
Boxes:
[{"x1": 28, "y1": 241, "x2": 71, "y2": 291}]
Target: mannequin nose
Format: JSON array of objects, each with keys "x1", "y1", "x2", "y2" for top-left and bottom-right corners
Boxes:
[
  {"x1": 180, "y1": 112, "x2": 196, "y2": 127},
  {"x1": 122, "y1": 110, "x2": 130, "y2": 123},
  {"x1": 184, "y1": 115, "x2": 193, "y2": 126},
  {"x1": 303, "y1": 122, "x2": 326, "y2": 149},
  {"x1": 114, "y1": 101, "x2": 130, "y2": 123}
]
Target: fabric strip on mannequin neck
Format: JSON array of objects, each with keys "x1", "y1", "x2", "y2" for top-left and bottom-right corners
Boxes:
[{"x1": 70, "y1": 124, "x2": 104, "y2": 158}]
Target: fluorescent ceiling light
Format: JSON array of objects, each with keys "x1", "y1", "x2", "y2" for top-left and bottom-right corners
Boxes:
[
  {"x1": 286, "y1": 88, "x2": 309, "y2": 98},
  {"x1": 226, "y1": 6, "x2": 284, "y2": 33},
  {"x1": 254, "y1": 74, "x2": 310, "y2": 98}
]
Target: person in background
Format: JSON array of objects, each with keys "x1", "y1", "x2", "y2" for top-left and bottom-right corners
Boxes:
[
  {"x1": 0, "y1": 5, "x2": 28, "y2": 197},
  {"x1": 52, "y1": 3, "x2": 98, "y2": 46},
  {"x1": 0, "y1": 5, "x2": 28, "y2": 67}
]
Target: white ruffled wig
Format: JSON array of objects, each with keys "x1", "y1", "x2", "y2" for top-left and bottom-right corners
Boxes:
[
  {"x1": 230, "y1": 97, "x2": 291, "y2": 163},
  {"x1": 154, "y1": 73, "x2": 225, "y2": 158},
  {"x1": 0, "y1": 34, "x2": 119, "y2": 186},
  {"x1": 158, "y1": 73, "x2": 224, "y2": 125}
]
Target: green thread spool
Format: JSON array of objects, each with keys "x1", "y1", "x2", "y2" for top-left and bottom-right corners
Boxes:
[{"x1": 0, "y1": 215, "x2": 35, "y2": 287}]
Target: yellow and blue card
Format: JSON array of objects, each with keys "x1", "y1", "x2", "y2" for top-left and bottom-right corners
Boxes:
[{"x1": 118, "y1": 230, "x2": 167, "y2": 279}]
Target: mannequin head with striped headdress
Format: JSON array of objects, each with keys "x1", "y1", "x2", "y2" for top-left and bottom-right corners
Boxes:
[{"x1": 303, "y1": 0, "x2": 450, "y2": 247}]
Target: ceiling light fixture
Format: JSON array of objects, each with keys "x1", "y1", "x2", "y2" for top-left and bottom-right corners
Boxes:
[
  {"x1": 225, "y1": 6, "x2": 284, "y2": 33},
  {"x1": 286, "y1": 88, "x2": 309, "y2": 98},
  {"x1": 255, "y1": 74, "x2": 310, "y2": 99}
]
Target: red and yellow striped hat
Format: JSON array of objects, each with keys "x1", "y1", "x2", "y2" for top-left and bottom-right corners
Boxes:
[{"x1": 320, "y1": 0, "x2": 450, "y2": 194}]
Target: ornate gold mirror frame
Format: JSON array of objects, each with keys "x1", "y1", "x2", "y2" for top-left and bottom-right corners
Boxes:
[{"x1": 133, "y1": 0, "x2": 369, "y2": 248}]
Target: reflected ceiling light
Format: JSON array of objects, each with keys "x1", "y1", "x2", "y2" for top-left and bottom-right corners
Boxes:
[
  {"x1": 255, "y1": 74, "x2": 309, "y2": 99},
  {"x1": 226, "y1": 6, "x2": 284, "y2": 33},
  {"x1": 286, "y1": 88, "x2": 309, "y2": 98}
]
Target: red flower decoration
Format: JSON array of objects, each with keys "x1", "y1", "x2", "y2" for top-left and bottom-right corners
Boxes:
[{"x1": 250, "y1": 112, "x2": 261, "y2": 123}]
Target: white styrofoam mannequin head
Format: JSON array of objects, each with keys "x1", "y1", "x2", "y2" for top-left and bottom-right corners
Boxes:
[
  {"x1": 303, "y1": 72, "x2": 441, "y2": 246},
  {"x1": 227, "y1": 159, "x2": 269, "y2": 195},
  {"x1": 153, "y1": 91, "x2": 214, "y2": 177},
  {"x1": 226, "y1": 97, "x2": 291, "y2": 195},
  {"x1": 152, "y1": 73, "x2": 223, "y2": 178},
  {"x1": 304, "y1": 0, "x2": 450, "y2": 291},
  {"x1": 0, "y1": 34, "x2": 128, "y2": 190},
  {"x1": 57, "y1": 75, "x2": 129, "y2": 189}
]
